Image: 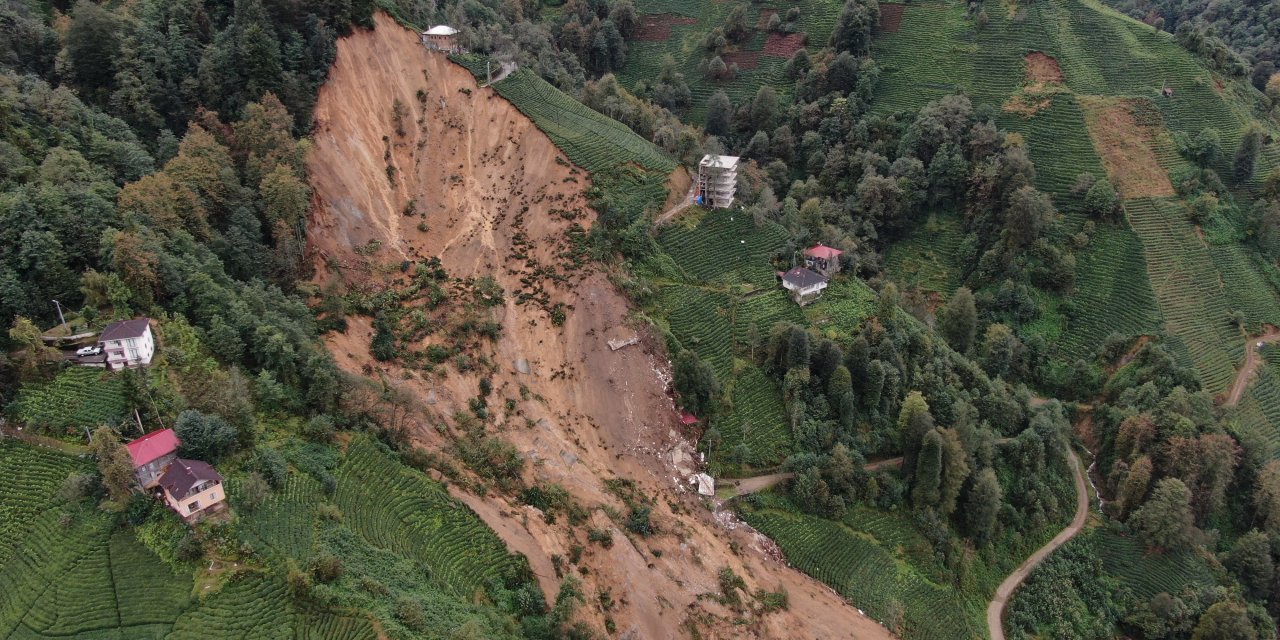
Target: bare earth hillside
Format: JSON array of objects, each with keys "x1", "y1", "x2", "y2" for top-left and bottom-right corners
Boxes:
[{"x1": 306, "y1": 12, "x2": 893, "y2": 640}]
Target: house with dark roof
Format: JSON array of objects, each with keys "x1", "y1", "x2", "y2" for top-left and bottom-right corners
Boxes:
[
  {"x1": 779, "y1": 267, "x2": 829, "y2": 306},
  {"x1": 158, "y1": 458, "x2": 227, "y2": 522},
  {"x1": 126, "y1": 428, "x2": 180, "y2": 488},
  {"x1": 98, "y1": 317, "x2": 154, "y2": 370},
  {"x1": 803, "y1": 244, "x2": 844, "y2": 276}
]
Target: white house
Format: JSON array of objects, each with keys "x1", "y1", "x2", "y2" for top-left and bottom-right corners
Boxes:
[
  {"x1": 779, "y1": 267, "x2": 829, "y2": 306},
  {"x1": 421, "y1": 25, "x2": 461, "y2": 53},
  {"x1": 697, "y1": 155, "x2": 738, "y2": 209},
  {"x1": 99, "y1": 317, "x2": 154, "y2": 370}
]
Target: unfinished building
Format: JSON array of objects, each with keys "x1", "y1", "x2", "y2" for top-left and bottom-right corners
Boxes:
[{"x1": 697, "y1": 155, "x2": 738, "y2": 209}]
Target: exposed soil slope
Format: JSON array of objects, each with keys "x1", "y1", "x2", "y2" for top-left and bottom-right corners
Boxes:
[{"x1": 307, "y1": 13, "x2": 892, "y2": 639}]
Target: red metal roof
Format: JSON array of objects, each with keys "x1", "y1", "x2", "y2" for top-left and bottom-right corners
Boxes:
[
  {"x1": 125, "y1": 429, "x2": 179, "y2": 467},
  {"x1": 679, "y1": 412, "x2": 699, "y2": 425},
  {"x1": 804, "y1": 244, "x2": 843, "y2": 260}
]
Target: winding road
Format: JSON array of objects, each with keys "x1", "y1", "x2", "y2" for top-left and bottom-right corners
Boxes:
[{"x1": 986, "y1": 446, "x2": 1089, "y2": 640}]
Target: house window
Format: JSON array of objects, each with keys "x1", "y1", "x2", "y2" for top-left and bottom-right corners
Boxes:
[
  {"x1": 211, "y1": 491, "x2": 219, "y2": 500},
  {"x1": 187, "y1": 500, "x2": 201, "y2": 512}
]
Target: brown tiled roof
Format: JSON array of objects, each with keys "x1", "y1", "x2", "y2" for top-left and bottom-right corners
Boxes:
[{"x1": 159, "y1": 458, "x2": 222, "y2": 500}]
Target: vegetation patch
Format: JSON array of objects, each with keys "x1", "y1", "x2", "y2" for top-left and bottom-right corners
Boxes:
[
  {"x1": 635, "y1": 14, "x2": 698, "y2": 42},
  {"x1": 722, "y1": 50, "x2": 761, "y2": 70},
  {"x1": 878, "y1": 3, "x2": 904, "y2": 32},
  {"x1": 1024, "y1": 52, "x2": 1063, "y2": 85},
  {"x1": 1079, "y1": 97, "x2": 1176, "y2": 198},
  {"x1": 762, "y1": 32, "x2": 808, "y2": 57}
]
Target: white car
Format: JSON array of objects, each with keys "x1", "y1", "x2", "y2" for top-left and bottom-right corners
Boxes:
[{"x1": 76, "y1": 345, "x2": 101, "y2": 356}]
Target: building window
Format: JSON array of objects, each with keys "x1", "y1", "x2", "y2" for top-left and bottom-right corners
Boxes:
[{"x1": 187, "y1": 501, "x2": 201, "y2": 512}]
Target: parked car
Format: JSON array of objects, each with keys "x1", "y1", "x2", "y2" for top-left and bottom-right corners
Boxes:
[{"x1": 76, "y1": 345, "x2": 101, "y2": 356}]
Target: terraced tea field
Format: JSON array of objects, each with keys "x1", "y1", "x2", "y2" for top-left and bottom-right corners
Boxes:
[
  {"x1": 493, "y1": 69, "x2": 676, "y2": 174},
  {"x1": 11, "y1": 367, "x2": 128, "y2": 433},
  {"x1": 1096, "y1": 528, "x2": 1215, "y2": 600},
  {"x1": 0, "y1": 433, "x2": 538, "y2": 638},
  {"x1": 742, "y1": 508, "x2": 983, "y2": 639},
  {"x1": 1124, "y1": 197, "x2": 1242, "y2": 394},
  {"x1": 715, "y1": 366, "x2": 793, "y2": 464},
  {"x1": 335, "y1": 437, "x2": 531, "y2": 598},
  {"x1": 1054, "y1": 226, "x2": 1163, "y2": 360},
  {"x1": 871, "y1": 1, "x2": 978, "y2": 116}
]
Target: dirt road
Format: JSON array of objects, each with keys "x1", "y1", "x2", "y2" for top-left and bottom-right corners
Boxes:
[
  {"x1": 986, "y1": 447, "x2": 1088, "y2": 640},
  {"x1": 717, "y1": 458, "x2": 904, "y2": 499},
  {"x1": 1225, "y1": 331, "x2": 1280, "y2": 406},
  {"x1": 652, "y1": 181, "x2": 696, "y2": 226}
]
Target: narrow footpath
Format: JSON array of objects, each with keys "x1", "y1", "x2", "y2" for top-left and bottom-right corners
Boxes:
[{"x1": 986, "y1": 446, "x2": 1089, "y2": 640}]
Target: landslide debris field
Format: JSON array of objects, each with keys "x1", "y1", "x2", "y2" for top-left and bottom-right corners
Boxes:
[{"x1": 305, "y1": 13, "x2": 893, "y2": 639}]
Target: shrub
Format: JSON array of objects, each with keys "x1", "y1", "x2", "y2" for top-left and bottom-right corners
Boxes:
[
  {"x1": 310, "y1": 554, "x2": 343, "y2": 583},
  {"x1": 240, "y1": 471, "x2": 270, "y2": 511},
  {"x1": 588, "y1": 528, "x2": 614, "y2": 548},
  {"x1": 626, "y1": 505, "x2": 654, "y2": 536}
]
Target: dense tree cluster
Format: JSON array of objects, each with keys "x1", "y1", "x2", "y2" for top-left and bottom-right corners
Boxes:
[{"x1": 1102, "y1": 0, "x2": 1278, "y2": 79}]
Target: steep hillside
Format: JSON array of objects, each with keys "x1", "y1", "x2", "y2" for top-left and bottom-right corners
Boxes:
[
  {"x1": 878, "y1": 0, "x2": 1280, "y2": 402},
  {"x1": 305, "y1": 13, "x2": 893, "y2": 639}
]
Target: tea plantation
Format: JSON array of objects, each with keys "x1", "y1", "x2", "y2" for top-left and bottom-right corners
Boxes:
[{"x1": 0, "y1": 434, "x2": 537, "y2": 639}]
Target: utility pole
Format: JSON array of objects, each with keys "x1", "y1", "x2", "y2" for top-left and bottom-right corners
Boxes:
[
  {"x1": 51, "y1": 299, "x2": 66, "y2": 332},
  {"x1": 486, "y1": 59, "x2": 492, "y2": 85}
]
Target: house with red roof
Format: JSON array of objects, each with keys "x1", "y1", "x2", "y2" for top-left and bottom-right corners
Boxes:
[
  {"x1": 126, "y1": 428, "x2": 180, "y2": 488},
  {"x1": 125, "y1": 428, "x2": 227, "y2": 522},
  {"x1": 803, "y1": 244, "x2": 844, "y2": 276}
]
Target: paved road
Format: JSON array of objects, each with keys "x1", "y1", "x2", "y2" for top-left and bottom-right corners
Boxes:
[
  {"x1": 1226, "y1": 331, "x2": 1280, "y2": 406},
  {"x1": 986, "y1": 446, "x2": 1088, "y2": 640}
]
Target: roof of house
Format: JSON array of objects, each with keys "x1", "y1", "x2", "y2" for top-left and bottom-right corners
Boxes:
[
  {"x1": 781, "y1": 267, "x2": 828, "y2": 289},
  {"x1": 699, "y1": 154, "x2": 739, "y2": 169},
  {"x1": 424, "y1": 25, "x2": 459, "y2": 35},
  {"x1": 100, "y1": 317, "x2": 151, "y2": 342},
  {"x1": 804, "y1": 244, "x2": 843, "y2": 260},
  {"x1": 159, "y1": 458, "x2": 223, "y2": 500},
  {"x1": 125, "y1": 429, "x2": 179, "y2": 467},
  {"x1": 679, "y1": 412, "x2": 699, "y2": 425}
]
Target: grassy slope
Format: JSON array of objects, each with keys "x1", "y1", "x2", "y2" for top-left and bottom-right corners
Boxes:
[{"x1": 0, "y1": 434, "x2": 533, "y2": 639}]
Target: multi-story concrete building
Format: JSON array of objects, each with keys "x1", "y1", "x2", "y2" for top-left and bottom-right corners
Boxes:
[{"x1": 697, "y1": 155, "x2": 738, "y2": 209}]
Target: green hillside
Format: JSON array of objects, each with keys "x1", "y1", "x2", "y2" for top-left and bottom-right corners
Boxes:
[
  {"x1": 614, "y1": 0, "x2": 843, "y2": 120},
  {"x1": 0, "y1": 435, "x2": 540, "y2": 639},
  {"x1": 877, "y1": 0, "x2": 1277, "y2": 392}
]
